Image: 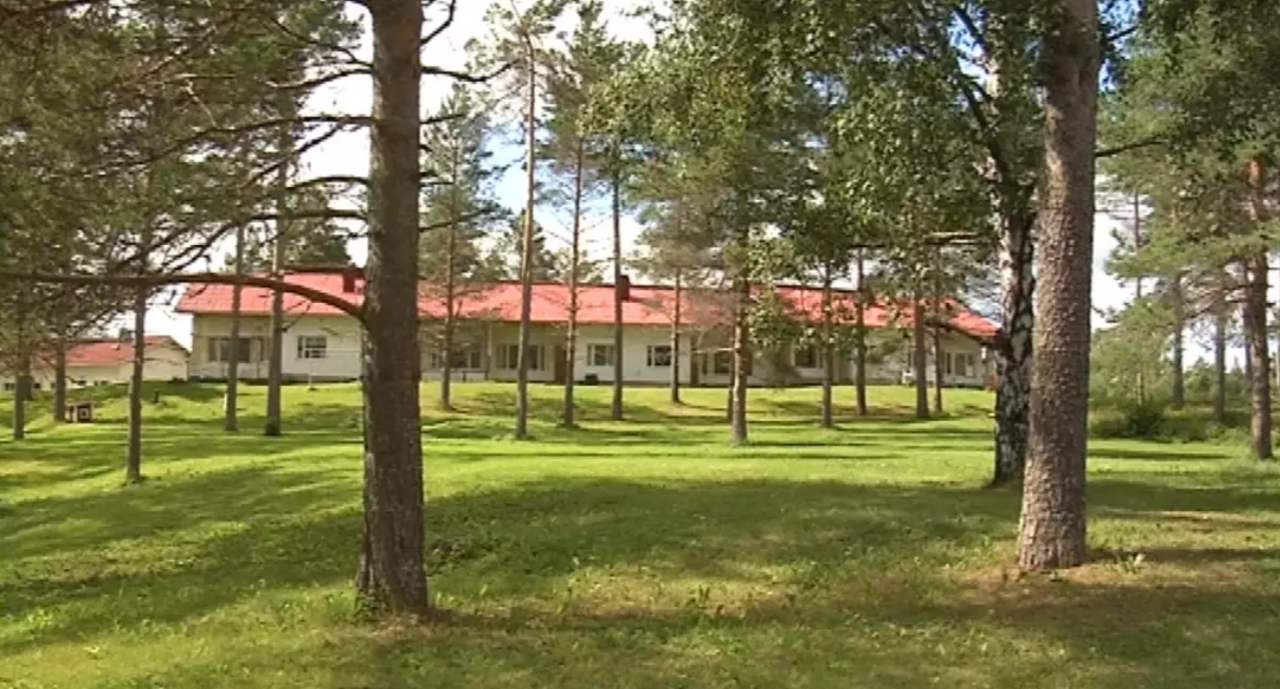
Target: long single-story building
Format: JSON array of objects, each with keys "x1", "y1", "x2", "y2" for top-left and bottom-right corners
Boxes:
[
  {"x1": 174, "y1": 272, "x2": 998, "y2": 388},
  {"x1": 2, "y1": 335, "x2": 190, "y2": 392}
]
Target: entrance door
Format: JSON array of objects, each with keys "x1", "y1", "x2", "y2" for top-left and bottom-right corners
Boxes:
[{"x1": 553, "y1": 345, "x2": 567, "y2": 383}]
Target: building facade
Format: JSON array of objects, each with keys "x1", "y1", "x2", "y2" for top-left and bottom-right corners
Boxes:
[
  {"x1": 2, "y1": 336, "x2": 190, "y2": 391},
  {"x1": 175, "y1": 272, "x2": 998, "y2": 388}
]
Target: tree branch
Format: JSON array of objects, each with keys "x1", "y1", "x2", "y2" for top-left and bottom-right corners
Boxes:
[{"x1": 0, "y1": 271, "x2": 366, "y2": 322}]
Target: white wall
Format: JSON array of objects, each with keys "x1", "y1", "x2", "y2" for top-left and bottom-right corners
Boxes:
[{"x1": 190, "y1": 314, "x2": 362, "y2": 381}]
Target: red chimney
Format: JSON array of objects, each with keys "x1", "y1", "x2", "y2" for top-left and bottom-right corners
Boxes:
[
  {"x1": 618, "y1": 274, "x2": 632, "y2": 302},
  {"x1": 341, "y1": 267, "x2": 359, "y2": 293}
]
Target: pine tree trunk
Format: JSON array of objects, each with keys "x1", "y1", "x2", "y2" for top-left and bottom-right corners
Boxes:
[
  {"x1": 225, "y1": 222, "x2": 245, "y2": 432},
  {"x1": 1214, "y1": 296, "x2": 1228, "y2": 425},
  {"x1": 353, "y1": 0, "x2": 428, "y2": 616},
  {"x1": 125, "y1": 287, "x2": 146, "y2": 484},
  {"x1": 821, "y1": 271, "x2": 834, "y2": 429},
  {"x1": 441, "y1": 145, "x2": 464, "y2": 413},
  {"x1": 671, "y1": 273, "x2": 682, "y2": 405},
  {"x1": 611, "y1": 169, "x2": 624, "y2": 421},
  {"x1": 991, "y1": 211, "x2": 1034, "y2": 487},
  {"x1": 913, "y1": 296, "x2": 929, "y2": 420},
  {"x1": 514, "y1": 39, "x2": 537, "y2": 441},
  {"x1": 1170, "y1": 273, "x2": 1185, "y2": 409},
  {"x1": 1016, "y1": 0, "x2": 1099, "y2": 571},
  {"x1": 854, "y1": 250, "x2": 868, "y2": 417},
  {"x1": 933, "y1": 328, "x2": 944, "y2": 415},
  {"x1": 1243, "y1": 160, "x2": 1273, "y2": 460},
  {"x1": 265, "y1": 96, "x2": 292, "y2": 438},
  {"x1": 562, "y1": 143, "x2": 585, "y2": 428},
  {"x1": 12, "y1": 328, "x2": 29, "y2": 440},
  {"x1": 730, "y1": 282, "x2": 749, "y2": 445},
  {"x1": 52, "y1": 327, "x2": 67, "y2": 423}
]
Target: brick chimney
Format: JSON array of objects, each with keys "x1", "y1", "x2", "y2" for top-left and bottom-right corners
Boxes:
[{"x1": 618, "y1": 274, "x2": 632, "y2": 302}]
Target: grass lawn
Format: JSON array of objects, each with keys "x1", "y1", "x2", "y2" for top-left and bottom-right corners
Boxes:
[{"x1": 3, "y1": 382, "x2": 1280, "y2": 688}]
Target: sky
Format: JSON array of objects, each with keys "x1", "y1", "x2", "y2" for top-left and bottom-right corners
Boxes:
[{"x1": 144, "y1": 0, "x2": 1157, "y2": 362}]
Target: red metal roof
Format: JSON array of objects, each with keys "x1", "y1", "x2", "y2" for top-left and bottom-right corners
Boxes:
[
  {"x1": 174, "y1": 272, "x2": 998, "y2": 341},
  {"x1": 64, "y1": 336, "x2": 185, "y2": 367}
]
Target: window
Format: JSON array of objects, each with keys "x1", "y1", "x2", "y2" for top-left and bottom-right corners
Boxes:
[
  {"x1": 646, "y1": 345, "x2": 673, "y2": 368},
  {"x1": 587, "y1": 344, "x2": 615, "y2": 367},
  {"x1": 296, "y1": 335, "x2": 328, "y2": 360},
  {"x1": 429, "y1": 347, "x2": 482, "y2": 370},
  {"x1": 793, "y1": 345, "x2": 821, "y2": 369},
  {"x1": 498, "y1": 344, "x2": 544, "y2": 371},
  {"x1": 2, "y1": 382, "x2": 13, "y2": 392},
  {"x1": 31, "y1": 382, "x2": 41, "y2": 391},
  {"x1": 713, "y1": 350, "x2": 732, "y2": 375},
  {"x1": 954, "y1": 353, "x2": 966, "y2": 377},
  {"x1": 208, "y1": 337, "x2": 252, "y2": 363}
]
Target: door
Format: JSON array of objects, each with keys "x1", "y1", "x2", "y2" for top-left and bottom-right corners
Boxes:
[{"x1": 553, "y1": 345, "x2": 567, "y2": 384}]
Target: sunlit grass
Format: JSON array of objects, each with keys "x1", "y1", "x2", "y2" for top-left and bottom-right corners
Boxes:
[{"x1": 2, "y1": 382, "x2": 1279, "y2": 688}]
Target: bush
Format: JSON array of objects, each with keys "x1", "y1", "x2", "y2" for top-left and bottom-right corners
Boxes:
[{"x1": 1090, "y1": 399, "x2": 1169, "y2": 440}]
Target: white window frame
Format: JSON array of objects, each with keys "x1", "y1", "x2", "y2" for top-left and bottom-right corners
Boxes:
[
  {"x1": 587, "y1": 344, "x2": 615, "y2": 367},
  {"x1": 430, "y1": 347, "x2": 482, "y2": 370},
  {"x1": 209, "y1": 336, "x2": 252, "y2": 364},
  {"x1": 793, "y1": 345, "x2": 822, "y2": 369},
  {"x1": 498, "y1": 344, "x2": 544, "y2": 371},
  {"x1": 647, "y1": 345, "x2": 673, "y2": 368},
  {"x1": 713, "y1": 350, "x2": 732, "y2": 375},
  {"x1": 296, "y1": 335, "x2": 328, "y2": 360}
]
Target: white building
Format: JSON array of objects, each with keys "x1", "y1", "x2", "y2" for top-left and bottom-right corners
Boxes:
[
  {"x1": 175, "y1": 272, "x2": 997, "y2": 388},
  {"x1": 2, "y1": 335, "x2": 189, "y2": 391}
]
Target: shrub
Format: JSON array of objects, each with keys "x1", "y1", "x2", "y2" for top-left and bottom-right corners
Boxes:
[{"x1": 1090, "y1": 399, "x2": 1169, "y2": 440}]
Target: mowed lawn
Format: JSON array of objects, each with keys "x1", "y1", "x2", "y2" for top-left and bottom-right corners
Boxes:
[{"x1": 3, "y1": 382, "x2": 1280, "y2": 688}]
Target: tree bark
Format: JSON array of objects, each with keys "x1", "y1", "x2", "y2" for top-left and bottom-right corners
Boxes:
[
  {"x1": 12, "y1": 324, "x2": 29, "y2": 440},
  {"x1": 1243, "y1": 159, "x2": 1272, "y2": 460},
  {"x1": 730, "y1": 276, "x2": 749, "y2": 445},
  {"x1": 854, "y1": 250, "x2": 868, "y2": 416},
  {"x1": 611, "y1": 167, "x2": 624, "y2": 421},
  {"x1": 1213, "y1": 291, "x2": 1228, "y2": 425},
  {"x1": 225, "y1": 221, "x2": 245, "y2": 432},
  {"x1": 1016, "y1": 0, "x2": 1099, "y2": 571},
  {"x1": 441, "y1": 144, "x2": 462, "y2": 412},
  {"x1": 932, "y1": 327, "x2": 944, "y2": 415},
  {"x1": 265, "y1": 94, "x2": 293, "y2": 438},
  {"x1": 913, "y1": 295, "x2": 929, "y2": 420},
  {"x1": 1170, "y1": 273, "x2": 1185, "y2": 409},
  {"x1": 821, "y1": 269, "x2": 834, "y2": 429},
  {"x1": 353, "y1": 0, "x2": 428, "y2": 616},
  {"x1": 991, "y1": 211, "x2": 1034, "y2": 487},
  {"x1": 562, "y1": 142, "x2": 585, "y2": 428},
  {"x1": 514, "y1": 34, "x2": 537, "y2": 441},
  {"x1": 125, "y1": 286, "x2": 146, "y2": 484},
  {"x1": 671, "y1": 272, "x2": 682, "y2": 405},
  {"x1": 51, "y1": 326, "x2": 67, "y2": 423}
]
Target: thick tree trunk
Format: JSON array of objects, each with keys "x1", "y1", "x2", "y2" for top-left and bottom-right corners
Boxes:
[
  {"x1": 991, "y1": 211, "x2": 1035, "y2": 487},
  {"x1": 125, "y1": 288, "x2": 146, "y2": 484},
  {"x1": 1170, "y1": 273, "x2": 1185, "y2": 409},
  {"x1": 611, "y1": 169, "x2": 624, "y2": 421},
  {"x1": 265, "y1": 99, "x2": 292, "y2": 438},
  {"x1": 913, "y1": 296, "x2": 929, "y2": 420},
  {"x1": 562, "y1": 144, "x2": 585, "y2": 428},
  {"x1": 671, "y1": 273, "x2": 682, "y2": 405},
  {"x1": 1243, "y1": 260, "x2": 1271, "y2": 458},
  {"x1": 730, "y1": 277, "x2": 749, "y2": 445},
  {"x1": 1214, "y1": 296, "x2": 1228, "y2": 424},
  {"x1": 225, "y1": 221, "x2": 245, "y2": 432},
  {"x1": 1016, "y1": 0, "x2": 1099, "y2": 571},
  {"x1": 514, "y1": 39, "x2": 537, "y2": 441},
  {"x1": 1243, "y1": 160, "x2": 1273, "y2": 460},
  {"x1": 821, "y1": 272, "x2": 834, "y2": 429},
  {"x1": 52, "y1": 327, "x2": 67, "y2": 423},
  {"x1": 854, "y1": 251, "x2": 868, "y2": 416},
  {"x1": 353, "y1": 0, "x2": 428, "y2": 616}
]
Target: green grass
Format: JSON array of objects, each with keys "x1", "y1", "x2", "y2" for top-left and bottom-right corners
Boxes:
[{"x1": 3, "y1": 382, "x2": 1280, "y2": 688}]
